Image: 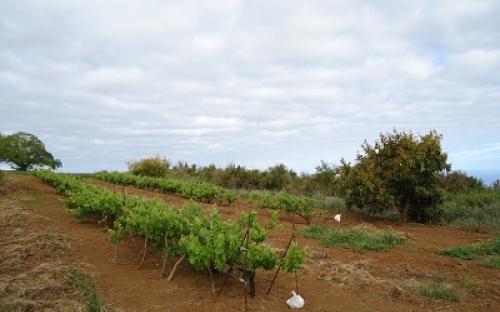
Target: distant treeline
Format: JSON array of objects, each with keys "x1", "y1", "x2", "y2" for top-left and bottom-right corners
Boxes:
[
  {"x1": 168, "y1": 161, "x2": 498, "y2": 195},
  {"x1": 168, "y1": 161, "x2": 339, "y2": 197}
]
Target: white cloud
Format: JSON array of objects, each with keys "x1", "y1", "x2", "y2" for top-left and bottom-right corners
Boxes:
[{"x1": 1, "y1": 0, "x2": 500, "y2": 174}]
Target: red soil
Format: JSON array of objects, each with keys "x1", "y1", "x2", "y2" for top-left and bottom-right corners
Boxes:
[{"x1": 7, "y1": 175, "x2": 500, "y2": 311}]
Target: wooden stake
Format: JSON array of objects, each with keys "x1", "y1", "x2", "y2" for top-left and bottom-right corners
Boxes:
[
  {"x1": 113, "y1": 243, "x2": 119, "y2": 263},
  {"x1": 160, "y1": 233, "x2": 169, "y2": 278},
  {"x1": 266, "y1": 214, "x2": 296, "y2": 295}
]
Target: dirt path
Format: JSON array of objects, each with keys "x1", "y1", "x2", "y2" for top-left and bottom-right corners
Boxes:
[{"x1": 4, "y1": 174, "x2": 500, "y2": 311}]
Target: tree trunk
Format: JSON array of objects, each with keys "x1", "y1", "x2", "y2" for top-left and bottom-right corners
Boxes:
[
  {"x1": 400, "y1": 198, "x2": 410, "y2": 223},
  {"x1": 167, "y1": 255, "x2": 185, "y2": 282}
]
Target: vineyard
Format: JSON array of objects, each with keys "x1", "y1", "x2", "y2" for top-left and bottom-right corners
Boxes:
[
  {"x1": 1, "y1": 170, "x2": 499, "y2": 311},
  {"x1": 33, "y1": 170, "x2": 306, "y2": 301},
  {"x1": 95, "y1": 171, "x2": 319, "y2": 224}
]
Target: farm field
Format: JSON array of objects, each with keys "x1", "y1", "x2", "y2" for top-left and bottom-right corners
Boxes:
[{"x1": 1, "y1": 172, "x2": 499, "y2": 311}]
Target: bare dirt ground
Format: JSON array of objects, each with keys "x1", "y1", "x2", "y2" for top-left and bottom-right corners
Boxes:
[
  {"x1": 2, "y1": 174, "x2": 499, "y2": 311},
  {"x1": 0, "y1": 174, "x2": 120, "y2": 311}
]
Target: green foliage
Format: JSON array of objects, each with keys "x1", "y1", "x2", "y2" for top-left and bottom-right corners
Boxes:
[
  {"x1": 0, "y1": 132, "x2": 62, "y2": 171},
  {"x1": 299, "y1": 224, "x2": 405, "y2": 251},
  {"x1": 266, "y1": 211, "x2": 279, "y2": 230},
  {"x1": 282, "y1": 242, "x2": 307, "y2": 273},
  {"x1": 33, "y1": 170, "x2": 285, "y2": 280},
  {"x1": 438, "y1": 171, "x2": 486, "y2": 193},
  {"x1": 418, "y1": 283, "x2": 460, "y2": 301},
  {"x1": 436, "y1": 190, "x2": 500, "y2": 233},
  {"x1": 128, "y1": 156, "x2": 170, "y2": 177},
  {"x1": 95, "y1": 171, "x2": 237, "y2": 205},
  {"x1": 246, "y1": 243, "x2": 279, "y2": 270},
  {"x1": 340, "y1": 129, "x2": 450, "y2": 223},
  {"x1": 482, "y1": 255, "x2": 500, "y2": 269},
  {"x1": 439, "y1": 237, "x2": 500, "y2": 260},
  {"x1": 314, "y1": 161, "x2": 339, "y2": 208},
  {"x1": 245, "y1": 190, "x2": 316, "y2": 224}
]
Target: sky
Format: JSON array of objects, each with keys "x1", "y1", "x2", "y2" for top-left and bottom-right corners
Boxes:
[{"x1": 1, "y1": 0, "x2": 499, "y2": 182}]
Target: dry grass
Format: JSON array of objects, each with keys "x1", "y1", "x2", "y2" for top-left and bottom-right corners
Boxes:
[{"x1": 0, "y1": 175, "x2": 116, "y2": 312}]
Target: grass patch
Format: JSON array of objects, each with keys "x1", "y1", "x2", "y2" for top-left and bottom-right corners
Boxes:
[
  {"x1": 68, "y1": 275, "x2": 103, "y2": 312},
  {"x1": 439, "y1": 236, "x2": 500, "y2": 260},
  {"x1": 419, "y1": 283, "x2": 460, "y2": 301},
  {"x1": 482, "y1": 255, "x2": 500, "y2": 269},
  {"x1": 299, "y1": 224, "x2": 405, "y2": 251}
]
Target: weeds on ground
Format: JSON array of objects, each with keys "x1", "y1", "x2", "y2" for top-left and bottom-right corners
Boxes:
[
  {"x1": 68, "y1": 274, "x2": 103, "y2": 312},
  {"x1": 299, "y1": 224, "x2": 405, "y2": 251},
  {"x1": 481, "y1": 255, "x2": 500, "y2": 269},
  {"x1": 439, "y1": 236, "x2": 500, "y2": 260},
  {"x1": 418, "y1": 283, "x2": 461, "y2": 301}
]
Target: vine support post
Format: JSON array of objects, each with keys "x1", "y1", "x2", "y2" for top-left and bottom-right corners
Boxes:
[
  {"x1": 266, "y1": 214, "x2": 296, "y2": 295},
  {"x1": 160, "y1": 233, "x2": 169, "y2": 278},
  {"x1": 295, "y1": 270, "x2": 299, "y2": 293},
  {"x1": 113, "y1": 242, "x2": 119, "y2": 263},
  {"x1": 243, "y1": 279, "x2": 248, "y2": 312},
  {"x1": 138, "y1": 237, "x2": 148, "y2": 270}
]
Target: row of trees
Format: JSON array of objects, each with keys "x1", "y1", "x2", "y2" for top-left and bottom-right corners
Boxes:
[{"x1": 4, "y1": 129, "x2": 496, "y2": 224}]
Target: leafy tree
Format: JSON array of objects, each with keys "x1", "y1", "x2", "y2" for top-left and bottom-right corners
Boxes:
[
  {"x1": 0, "y1": 132, "x2": 61, "y2": 171},
  {"x1": 438, "y1": 171, "x2": 485, "y2": 192},
  {"x1": 340, "y1": 129, "x2": 450, "y2": 223},
  {"x1": 262, "y1": 164, "x2": 296, "y2": 190}
]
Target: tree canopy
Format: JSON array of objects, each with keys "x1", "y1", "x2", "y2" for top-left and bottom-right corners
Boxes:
[
  {"x1": 0, "y1": 132, "x2": 62, "y2": 171},
  {"x1": 339, "y1": 129, "x2": 450, "y2": 223}
]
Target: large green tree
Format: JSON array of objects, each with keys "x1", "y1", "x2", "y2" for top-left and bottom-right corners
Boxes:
[
  {"x1": 340, "y1": 130, "x2": 450, "y2": 223},
  {"x1": 0, "y1": 132, "x2": 62, "y2": 171}
]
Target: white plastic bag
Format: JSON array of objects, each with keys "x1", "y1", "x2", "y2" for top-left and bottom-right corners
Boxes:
[
  {"x1": 286, "y1": 291, "x2": 304, "y2": 309},
  {"x1": 334, "y1": 213, "x2": 342, "y2": 223}
]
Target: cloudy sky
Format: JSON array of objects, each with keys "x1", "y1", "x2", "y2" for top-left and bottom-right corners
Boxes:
[{"x1": 1, "y1": 0, "x2": 499, "y2": 180}]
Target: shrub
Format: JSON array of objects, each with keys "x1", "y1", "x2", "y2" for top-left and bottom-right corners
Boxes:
[
  {"x1": 437, "y1": 191, "x2": 500, "y2": 233},
  {"x1": 128, "y1": 157, "x2": 170, "y2": 177},
  {"x1": 339, "y1": 129, "x2": 450, "y2": 223}
]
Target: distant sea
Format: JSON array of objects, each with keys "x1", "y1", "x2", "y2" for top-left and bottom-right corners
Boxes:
[{"x1": 465, "y1": 169, "x2": 500, "y2": 185}]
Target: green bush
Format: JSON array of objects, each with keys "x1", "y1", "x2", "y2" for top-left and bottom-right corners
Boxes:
[
  {"x1": 437, "y1": 191, "x2": 500, "y2": 233},
  {"x1": 299, "y1": 224, "x2": 404, "y2": 251},
  {"x1": 128, "y1": 156, "x2": 170, "y2": 177}
]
